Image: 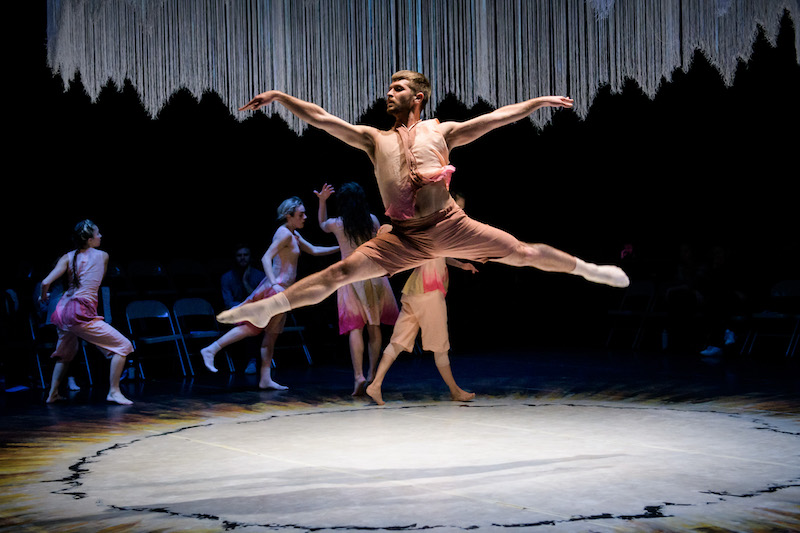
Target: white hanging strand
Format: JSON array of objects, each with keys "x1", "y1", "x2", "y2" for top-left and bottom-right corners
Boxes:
[{"x1": 45, "y1": 0, "x2": 799, "y2": 134}]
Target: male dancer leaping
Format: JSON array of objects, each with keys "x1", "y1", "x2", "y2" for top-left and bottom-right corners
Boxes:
[{"x1": 219, "y1": 70, "x2": 629, "y2": 329}]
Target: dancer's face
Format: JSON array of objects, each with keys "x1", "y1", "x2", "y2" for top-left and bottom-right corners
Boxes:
[
  {"x1": 87, "y1": 227, "x2": 102, "y2": 248},
  {"x1": 386, "y1": 79, "x2": 419, "y2": 116},
  {"x1": 286, "y1": 205, "x2": 307, "y2": 230}
]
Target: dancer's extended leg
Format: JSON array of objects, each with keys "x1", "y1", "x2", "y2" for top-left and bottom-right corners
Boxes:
[
  {"x1": 218, "y1": 253, "x2": 387, "y2": 328},
  {"x1": 496, "y1": 243, "x2": 630, "y2": 288},
  {"x1": 201, "y1": 324, "x2": 260, "y2": 372}
]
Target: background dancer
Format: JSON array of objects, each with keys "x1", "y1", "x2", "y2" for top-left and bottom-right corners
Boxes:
[
  {"x1": 367, "y1": 256, "x2": 477, "y2": 405},
  {"x1": 367, "y1": 192, "x2": 476, "y2": 405},
  {"x1": 39, "y1": 220, "x2": 134, "y2": 405},
  {"x1": 315, "y1": 182, "x2": 399, "y2": 395},
  {"x1": 221, "y1": 70, "x2": 629, "y2": 331},
  {"x1": 201, "y1": 197, "x2": 338, "y2": 390}
]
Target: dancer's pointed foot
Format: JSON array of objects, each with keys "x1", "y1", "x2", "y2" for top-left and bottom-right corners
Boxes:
[
  {"x1": 451, "y1": 389, "x2": 476, "y2": 402},
  {"x1": 366, "y1": 382, "x2": 384, "y2": 405},
  {"x1": 352, "y1": 377, "x2": 367, "y2": 396},
  {"x1": 595, "y1": 265, "x2": 630, "y2": 288},
  {"x1": 200, "y1": 346, "x2": 218, "y2": 373},
  {"x1": 107, "y1": 390, "x2": 133, "y2": 405},
  {"x1": 217, "y1": 300, "x2": 271, "y2": 328},
  {"x1": 259, "y1": 379, "x2": 288, "y2": 391},
  {"x1": 574, "y1": 260, "x2": 630, "y2": 288}
]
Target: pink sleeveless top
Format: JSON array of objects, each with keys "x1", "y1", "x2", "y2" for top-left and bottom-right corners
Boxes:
[
  {"x1": 51, "y1": 248, "x2": 105, "y2": 329},
  {"x1": 373, "y1": 119, "x2": 455, "y2": 220}
]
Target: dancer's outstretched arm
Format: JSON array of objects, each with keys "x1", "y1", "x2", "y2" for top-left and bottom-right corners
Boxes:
[
  {"x1": 441, "y1": 96, "x2": 574, "y2": 149},
  {"x1": 445, "y1": 257, "x2": 479, "y2": 274},
  {"x1": 240, "y1": 91, "x2": 378, "y2": 155},
  {"x1": 314, "y1": 183, "x2": 335, "y2": 230},
  {"x1": 297, "y1": 234, "x2": 339, "y2": 257}
]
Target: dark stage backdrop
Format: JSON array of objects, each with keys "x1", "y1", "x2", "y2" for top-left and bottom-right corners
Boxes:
[{"x1": 6, "y1": 4, "x2": 798, "y2": 351}]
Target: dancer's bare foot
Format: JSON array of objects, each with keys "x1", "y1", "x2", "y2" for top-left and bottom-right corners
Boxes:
[
  {"x1": 200, "y1": 346, "x2": 218, "y2": 373},
  {"x1": 366, "y1": 382, "x2": 384, "y2": 405},
  {"x1": 67, "y1": 377, "x2": 81, "y2": 391},
  {"x1": 106, "y1": 390, "x2": 133, "y2": 405},
  {"x1": 259, "y1": 379, "x2": 288, "y2": 391},
  {"x1": 46, "y1": 392, "x2": 65, "y2": 404},
  {"x1": 352, "y1": 377, "x2": 367, "y2": 396},
  {"x1": 451, "y1": 389, "x2": 476, "y2": 402}
]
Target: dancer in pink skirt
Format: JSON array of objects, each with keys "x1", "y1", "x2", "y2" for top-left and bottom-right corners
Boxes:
[
  {"x1": 315, "y1": 182, "x2": 399, "y2": 395},
  {"x1": 201, "y1": 197, "x2": 338, "y2": 389},
  {"x1": 39, "y1": 220, "x2": 134, "y2": 405}
]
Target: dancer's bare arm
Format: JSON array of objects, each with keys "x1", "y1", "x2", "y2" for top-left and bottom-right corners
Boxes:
[
  {"x1": 39, "y1": 254, "x2": 69, "y2": 302},
  {"x1": 261, "y1": 230, "x2": 293, "y2": 289},
  {"x1": 297, "y1": 234, "x2": 339, "y2": 257},
  {"x1": 445, "y1": 257, "x2": 479, "y2": 274},
  {"x1": 441, "y1": 96, "x2": 574, "y2": 149},
  {"x1": 240, "y1": 91, "x2": 378, "y2": 154},
  {"x1": 314, "y1": 183, "x2": 335, "y2": 230}
]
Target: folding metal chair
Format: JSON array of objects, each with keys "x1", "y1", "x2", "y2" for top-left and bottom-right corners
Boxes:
[
  {"x1": 173, "y1": 297, "x2": 234, "y2": 372},
  {"x1": 740, "y1": 280, "x2": 800, "y2": 357},
  {"x1": 606, "y1": 280, "x2": 657, "y2": 350},
  {"x1": 125, "y1": 300, "x2": 191, "y2": 378},
  {"x1": 273, "y1": 313, "x2": 313, "y2": 367}
]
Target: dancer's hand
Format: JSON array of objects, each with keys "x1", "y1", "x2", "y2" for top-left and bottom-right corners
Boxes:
[
  {"x1": 314, "y1": 183, "x2": 335, "y2": 201},
  {"x1": 239, "y1": 90, "x2": 279, "y2": 112},
  {"x1": 541, "y1": 96, "x2": 574, "y2": 109}
]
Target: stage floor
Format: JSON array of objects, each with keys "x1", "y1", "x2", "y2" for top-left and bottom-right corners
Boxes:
[{"x1": 1, "y1": 348, "x2": 799, "y2": 532}]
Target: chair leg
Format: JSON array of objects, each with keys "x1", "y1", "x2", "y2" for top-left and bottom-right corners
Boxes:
[
  {"x1": 35, "y1": 352, "x2": 46, "y2": 389},
  {"x1": 297, "y1": 330, "x2": 312, "y2": 365},
  {"x1": 174, "y1": 340, "x2": 189, "y2": 377},
  {"x1": 81, "y1": 342, "x2": 93, "y2": 386},
  {"x1": 183, "y1": 346, "x2": 195, "y2": 377},
  {"x1": 787, "y1": 318, "x2": 799, "y2": 357}
]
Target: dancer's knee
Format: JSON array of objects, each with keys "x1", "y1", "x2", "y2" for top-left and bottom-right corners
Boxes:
[
  {"x1": 520, "y1": 242, "x2": 549, "y2": 262},
  {"x1": 499, "y1": 242, "x2": 543, "y2": 267},
  {"x1": 433, "y1": 351, "x2": 450, "y2": 368},
  {"x1": 121, "y1": 339, "x2": 134, "y2": 355},
  {"x1": 382, "y1": 342, "x2": 402, "y2": 362},
  {"x1": 328, "y1": 253, "x2": 386, "y2": 287},
  {"x1": 325, "y1": 261, "x2": 355, "y2": 286}
]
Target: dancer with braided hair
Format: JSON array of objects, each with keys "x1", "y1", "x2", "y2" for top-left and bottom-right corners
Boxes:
[{"x1": 39, "y1": 220, "x2": 134, "y2": 405}]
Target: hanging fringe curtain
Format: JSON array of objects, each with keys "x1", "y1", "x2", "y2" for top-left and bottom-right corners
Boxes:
[{"x1": 46, "y1": 0, "x2": 799, "y2": 133}]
